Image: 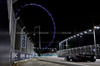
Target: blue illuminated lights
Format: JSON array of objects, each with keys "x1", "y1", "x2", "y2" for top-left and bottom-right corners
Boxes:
[{"x1": 14, "y1": 3, "x2": 56, "y2": 48}]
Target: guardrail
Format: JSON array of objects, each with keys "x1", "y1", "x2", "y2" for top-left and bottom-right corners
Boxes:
[{"x1": 57, "y1": 44, "x2": 100, "y2": 58}]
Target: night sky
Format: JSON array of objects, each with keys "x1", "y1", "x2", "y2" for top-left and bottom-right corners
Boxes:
[
  {"x1": 13, "y1": 0, "x2": 100, "y2": 49},
  {"x1": 0, "y1": 0, "x2": 9, "y2": 31}
]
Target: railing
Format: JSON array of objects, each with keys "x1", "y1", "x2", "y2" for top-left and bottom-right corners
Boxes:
[{"x1": 57, "y1": 44, "x2": 100, "y2": 58}]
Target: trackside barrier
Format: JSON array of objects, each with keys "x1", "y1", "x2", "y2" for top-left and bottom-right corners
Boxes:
[
  {"x1": 57, "y1": 44, "x2": 100, "y2": 58},
  {"x1": 12, "y1": 58, "x2": 33, "y2": 66},
  {"x1": 11, "y1": 49, "x2": 34, "y2": 66}
]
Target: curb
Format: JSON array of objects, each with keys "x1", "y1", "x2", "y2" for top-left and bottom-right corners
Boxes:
[
  {"x1": 12, "y1": 63, "x2": 18, "y2": 66},
  {"x1": 12, "y1": 58, "x2": 33, "y2": 66}
]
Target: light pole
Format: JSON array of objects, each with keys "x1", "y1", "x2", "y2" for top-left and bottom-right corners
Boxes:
[
  {"x1": 33, "y1": 25, "x2": 41, "y2": 49},
  {"x1": 13, "y1": 17, "x2": 20, "y2": 48},
  {"x1": 93, "y1": 25, "x2": 100, "y2": 55},
  {"x1": 66, "y1": 40, "x2": 68, "y2": 49},
  {"x1": 93, "y1": 26, "x2": 97, "y2": 55},
  {"x1": 59, "y1": 43, "x2": 61, "y2": 50}
]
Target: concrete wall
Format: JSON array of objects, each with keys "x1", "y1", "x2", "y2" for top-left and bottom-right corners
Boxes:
[
  {"x1": 7, "y1": 0, "x2": 34, "y2": 55},
  {"x1": 15, "y1": 22, "x2": 34, "y2": 54}
]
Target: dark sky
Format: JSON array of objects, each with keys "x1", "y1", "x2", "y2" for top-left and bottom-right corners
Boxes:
[
  {"x1": 13, "y1": 0, "x2": 100, "y2": 49},
  {"x1": 0, "y1": 0, "x2": 9, "y2": 31}
]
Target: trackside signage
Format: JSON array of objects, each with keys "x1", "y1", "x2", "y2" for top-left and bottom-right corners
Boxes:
[
  {"x1": 12, "y1": 50, "x2": 34, "y2": 61},
  {"x1": 21, "y1": 34, "x2": 27, "y2": 48}
]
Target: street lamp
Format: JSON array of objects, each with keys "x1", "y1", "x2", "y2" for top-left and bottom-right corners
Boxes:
[
  {"x1": 13, "y1": 17, "x2": 20, "y2": 49},
  {"x1": 65, "y1": 39, "x2": 68, "y2": 49},
  {"x1": 93, "y1": 25, "x2": 100, "y2": 55},
  {"x1": 33, "y1": 25, "x2": 41, "y2": 49},
  {"x1": 93, "y1": 26, "x2": 97, "y2": 55},
  {"x1": 59, "y1": 43, "x2": 61, "y2": 50}
]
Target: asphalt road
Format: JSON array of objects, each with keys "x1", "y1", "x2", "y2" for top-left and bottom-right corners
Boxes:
[
  {"x1": 78, "y1": 59, "x2": 100, "y2": 66},
  {"x1": 18, "y1": 58, "x2": 79, "y2": 66},
  {"x1": 38, "y1": 57, "x2": 100, "y2": 66},
  {"x1": 15, "y1": 57, "x2": 100, "y2": 66}
]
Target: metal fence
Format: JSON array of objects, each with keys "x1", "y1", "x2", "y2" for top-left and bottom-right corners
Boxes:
[{"x1": 57, "y1": 44, "x2": 100, "y2": 58}]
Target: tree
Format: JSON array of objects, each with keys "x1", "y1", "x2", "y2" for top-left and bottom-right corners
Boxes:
[{"x1": 67, "y1": 43, "x2": 70, "y2": 49}]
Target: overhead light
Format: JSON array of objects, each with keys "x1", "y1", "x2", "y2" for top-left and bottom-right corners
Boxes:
[
  {"x1": 71, "y1": 36, "x2": 73, "y2": 38},
  {"x1": 80, "y1": 33, "x2": 83, "y2": 35},
  {"x1": 84, "y1": 31, "x2": 87, "y2": 34},
  {"x1": 33, "y1": 34, "x2": 35, "y2": 36},
  {"x1": 94, "y1": 26, "x2": 97, "y2": 29},
  {"x1": 94, "y1": 26, "x2": 100, "y2": 29},
  {"x1": 89, "y1": 29, "x2": 92, "y2": 32},
  {"x1": 96, "y1": 26, "x2": 100, "y2": 29},
  {"x1": 69, "y1": 37, "x2": 71, "y2": 39},
  {"x1": 74, "y1": 35, "x2": 76, "y2": 37},
  {"x1": 77, "y1": 34, "x2": 79, "y2": 36}
]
